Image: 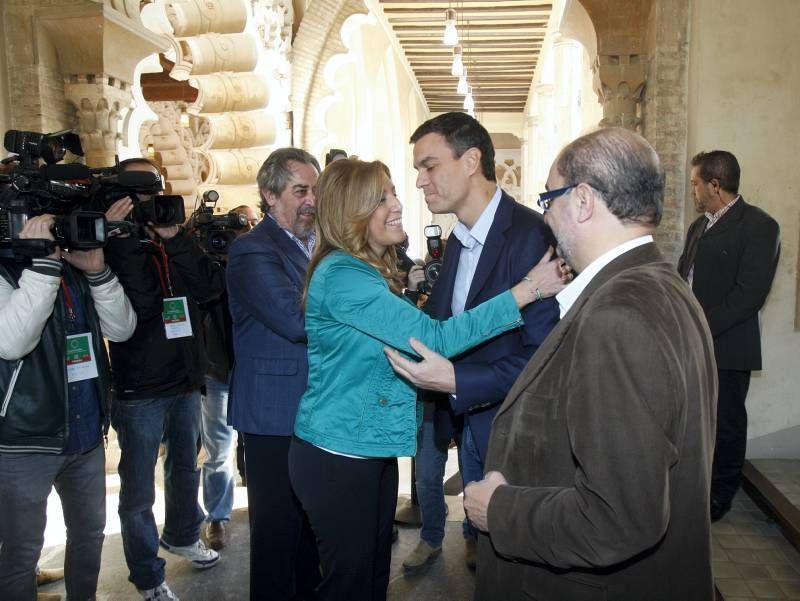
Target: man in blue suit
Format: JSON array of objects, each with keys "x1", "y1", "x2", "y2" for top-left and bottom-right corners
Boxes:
[
  {"x1": 401, "y1": 112, "x2": 560, "y2": 571},
  {"x1": 226, "y1": 148, "x2": 321, "y2": 601}
]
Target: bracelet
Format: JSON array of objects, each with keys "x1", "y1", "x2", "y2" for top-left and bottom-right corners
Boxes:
[{"x1": 522, "y1": 277, "x2": 543, "y2": 302}]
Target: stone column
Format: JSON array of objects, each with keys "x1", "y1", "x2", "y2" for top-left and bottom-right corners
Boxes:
[
  {"x1": 593, "y1": 53, "x2": 647, "y2": 130},
  {"x1": 36, "y1": 0, "x2": 168, "y2": 166}
]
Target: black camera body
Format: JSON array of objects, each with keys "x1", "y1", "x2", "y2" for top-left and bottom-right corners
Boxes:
[
  {"x1": 418, "y1": 224, "x2": 443, "y2": 295},
  {"x1": 92, "y1": 169, "x2": 185, "y2": 227},
  {"x1": 0, "y1": 147, "x2": 109, "y2": 257},
  {"x1": 1, "y1": 128, "x2": 186, "y2": 258},
  {"x1": 4, "y1": 129, "x2": 83, "y2": 167},
  {"x1": 189, "y1": 190, "x2": 247, "y2": 255}
]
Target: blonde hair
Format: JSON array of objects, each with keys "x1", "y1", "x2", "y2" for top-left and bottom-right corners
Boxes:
[{"x1": 303, "y1": 159, "x2": 404, "y2": 306}]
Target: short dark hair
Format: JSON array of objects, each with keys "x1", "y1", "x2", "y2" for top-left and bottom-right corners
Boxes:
[
  {"x1": 257, "y1": 148, "x2": 320, "y2": 214},
  {"x1": 556, "y1": 127, "x2": 665, "y2": 226},
  {"x1": 691, "y1": 150, "x2": 740, "y2": 194},
  {"x1": 409, "y1": 112, "x2": 496, "y2": 182},
  {"x1": 118, "y1": 157, "x2": 161, "y2": 173}
]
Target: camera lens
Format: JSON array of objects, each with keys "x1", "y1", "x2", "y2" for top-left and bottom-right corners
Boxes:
[
  {"x1": 424, "y1": 260, "x2": 441, "y2": 283},
  {"x1": 208, "y1": 231, "x2": 230, "y2": 252}
]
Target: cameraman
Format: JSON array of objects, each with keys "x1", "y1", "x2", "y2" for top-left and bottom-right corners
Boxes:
[
  {"x1": 103, "y1": 158, "x2": 225, "y2": 601},
  {"x1": 196, "y1": 204, "x2": 257, "y2": 550},
  {"x1": 0, "y1": 214, "x2": 136, "y2": 600}
]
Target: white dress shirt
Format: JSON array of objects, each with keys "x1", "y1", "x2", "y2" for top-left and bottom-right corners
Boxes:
[
  {"x1": 556, "y1": 235, "x2": 654, "y2": 319},
  {"x1": 450, "y1": 187, "x2": 502, "y2": 316}
]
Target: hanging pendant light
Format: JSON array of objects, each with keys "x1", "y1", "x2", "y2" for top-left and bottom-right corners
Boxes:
[
  {"x1": 443, "y1": 8, "x2": 458, "y2": 46},
  {"x1": 463, "y1": 86, "x2": 475, "y2": 111},
  {"x1": 457, "y1": 72, "x2": 468, "y2": 95},
  {"x1": 451, "y1": 45, "x2": 464, "y2": 77}
]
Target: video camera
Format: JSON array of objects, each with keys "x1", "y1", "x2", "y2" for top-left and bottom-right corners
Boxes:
[
  {"x1": 417, "y1": 224, "x2": 443, "y2": 296},
  {"x1": 188, "y1": 190, "x2": 247, "y2": 255},
  {"x1": 0, "y1": 129, "x2": 186, "y2": 258}
]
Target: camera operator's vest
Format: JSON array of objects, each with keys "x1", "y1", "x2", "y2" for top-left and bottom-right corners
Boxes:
[{"x1": 0, "y1": 262, "x2": 111, "y2": 453}]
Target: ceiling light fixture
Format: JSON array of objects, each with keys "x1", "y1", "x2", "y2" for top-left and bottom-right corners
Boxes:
[
  {"x1": 451, "y1": 45, "x2": 464, "y2": 77},
  {"x1": 457, "y1": 71, "x2": 468, "y2": 95},
  {"x1": 443, "y1": 8, "x2": 458, "y2": 46},
  {"x1": 463, "y1": 86, "x2": 474, "y2": 111}
]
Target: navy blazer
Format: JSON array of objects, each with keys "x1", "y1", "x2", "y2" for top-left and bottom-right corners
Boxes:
[
  {"x1": 226, "y1": 217, "x2": 310, "y2": 435},
  {"x1": 425, "y1": 191, "x2": 559, "y2": 460}
]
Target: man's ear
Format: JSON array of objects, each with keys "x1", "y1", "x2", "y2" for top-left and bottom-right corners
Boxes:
[
  {"x1": 462, "y1": 147, "x2": 482, "y2": 177},
  {"x1": 260, "y1": 189, "x2": 276, "y2": 209},
  {"x1": 575, "y1": 183, "x2": 595, "y2": 223}
]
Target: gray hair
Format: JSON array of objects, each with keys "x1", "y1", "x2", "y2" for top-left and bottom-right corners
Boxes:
[
  {"x1": 556, "y1": 127, "x2": 664, "y2": 226},
  {"x1": 256, "y1": 147, "x2": 320, "y2": 197}
]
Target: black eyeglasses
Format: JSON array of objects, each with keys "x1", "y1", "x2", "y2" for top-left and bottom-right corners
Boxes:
[{"x1": 537, "y1": 185, "x2": 575, "y2": 211}]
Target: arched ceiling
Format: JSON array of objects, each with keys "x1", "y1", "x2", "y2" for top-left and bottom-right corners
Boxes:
[{"x1": 377, "y1": 0, "x2": 553, "y2": 113}]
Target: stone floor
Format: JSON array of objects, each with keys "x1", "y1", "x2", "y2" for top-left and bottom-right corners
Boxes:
[
  {"x1": 713, "y1": 486, "x2": 800, "y2": 599},
  {"x1": 749, "y1": 459, "x2": 800, "y2": 510},
  {"x1": 36, "y1": 453, "x2": 477, "y2": 601},
  {"x1": 34, "y1": 452, "x2": 800, "y2": 600}
]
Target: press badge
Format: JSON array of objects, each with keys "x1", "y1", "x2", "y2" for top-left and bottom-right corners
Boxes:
[
  {"x1": 162, "y1": 296, "x2": 193, "y2": 339},
  {"x1": 65, "y1": 333, "x2": 99, "y2": 382}
]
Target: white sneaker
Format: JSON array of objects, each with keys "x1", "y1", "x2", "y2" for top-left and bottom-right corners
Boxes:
[
  {"x1": 139, "y1": 581, "x2": 180, "y2": 601},
  {"x1": 159, "y1": 538, "x2": 220, "y2": 569}
]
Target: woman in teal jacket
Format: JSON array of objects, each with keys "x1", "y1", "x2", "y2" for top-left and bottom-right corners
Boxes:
[{"x1": 288, "y1": 159, "x2": 563, "y2": 601}]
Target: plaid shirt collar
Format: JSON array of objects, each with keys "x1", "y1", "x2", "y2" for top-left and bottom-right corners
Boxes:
[{"x1": 704, "y1": 195, "x2": 740, "y2": 231}]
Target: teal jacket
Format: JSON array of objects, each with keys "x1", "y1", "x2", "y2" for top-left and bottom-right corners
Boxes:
[{"x1": 294, "y1": 251, "x2": 523, "y2": 457}]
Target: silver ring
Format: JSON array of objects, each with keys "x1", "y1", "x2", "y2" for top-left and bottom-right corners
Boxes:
[{"x1": 535, "y1": 288, "x2": 543, "y2": 302}]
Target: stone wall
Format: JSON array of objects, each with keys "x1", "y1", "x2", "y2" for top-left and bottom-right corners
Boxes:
[
  {"x1": 686, "y1": 0, "x2": 800, "y2": 450},
  {"x1": 640, "y1": 0, "x2": 690, "y2": 263},
  {"x1": 2, "y1": 0, "x2": 76, "y2": 135}
]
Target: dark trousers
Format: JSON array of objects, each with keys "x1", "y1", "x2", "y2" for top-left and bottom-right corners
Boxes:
[
  {"x1": 288, "y1": 438, "x2": 398, "y2": 601},
  {"x1": 243, "y1": 433, "x2": 320, "y2": 601},
  {"x1": 711, "y1": 369, "x2": 751, "y2": 507},
  {"x1": 0, "y1": 444, "x2": 106, "y2": 601}
]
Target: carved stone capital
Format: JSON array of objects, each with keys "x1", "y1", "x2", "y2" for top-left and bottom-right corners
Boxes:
[
  {"x1": 64, "y1": 74, "x2": 133, "y2": 167},
  {"x1": 593, "y1": 54, "x2": 647, "y2": 130}
]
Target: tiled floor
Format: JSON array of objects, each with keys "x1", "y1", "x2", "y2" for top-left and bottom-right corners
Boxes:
[{"x1": 712, "y1": 490, "x2": 800, "y2": 600}]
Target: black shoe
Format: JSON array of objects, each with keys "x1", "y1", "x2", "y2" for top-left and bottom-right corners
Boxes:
[{"x1": 710, "y1": 498, "x2": 730, "y2": 522}]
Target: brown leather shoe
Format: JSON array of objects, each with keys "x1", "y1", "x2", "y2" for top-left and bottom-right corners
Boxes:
[
  {"x1": 37, "y1": 567, "x2": 64, "y2": 586},
  {"x1": 205, "y1": 520, "x2": 226, "y2": 550},
  {"x1": 464, "y1": 537, "x2": 477, "y2": 570},
  {"x1": 37, "y1": 594, "x2": 62, "y2": 601}
]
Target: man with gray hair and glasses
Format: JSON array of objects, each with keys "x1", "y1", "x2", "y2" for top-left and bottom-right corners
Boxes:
[
  {"x1": 227, "y1": 148, "x2": 321, "y2": 600},
  {"x1": 391, "y1": 128, "x2": 718, "y2": 600}
]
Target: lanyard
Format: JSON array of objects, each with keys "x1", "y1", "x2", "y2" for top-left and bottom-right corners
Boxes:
[
  {"x1": 60, "y1": 277, "x2": 76, "y2": 322},
  {"x1": 147, "y1": 240, "x2": 174, "y2": 297}
]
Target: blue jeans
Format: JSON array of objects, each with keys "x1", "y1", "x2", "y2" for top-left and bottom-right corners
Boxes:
[
  {"x1": 459, "y1": 423, "x2": 483, "y2": 540},
  {"x1": 112, "y1": 391, "x2": 205, "y2": 590},
  {"x1": 201, "y1": 376, "x2": 235, "y2": 522},
  {"x1": 0, "y1": 444, "x2": 105, "y2": 601},
  {"x1": 414, "y1": 416, "x2": 449, "y2": 547}
]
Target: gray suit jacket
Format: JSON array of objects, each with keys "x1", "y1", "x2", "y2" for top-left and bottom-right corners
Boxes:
[{"x1": 476, "y1": 243, "x2": 717, "y2": 601}]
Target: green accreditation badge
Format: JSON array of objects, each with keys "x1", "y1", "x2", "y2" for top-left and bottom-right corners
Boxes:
[
  {"x1": 162, "y1": 296, "x2": 193, "y2": 339},
  {"x1": 65, "y1": 333, "x2": 99, "y2": 383}
]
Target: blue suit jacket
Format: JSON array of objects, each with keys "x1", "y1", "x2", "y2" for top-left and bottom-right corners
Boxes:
[
  {"x1": 226, "y1": 217, "x2": 310, "y2": 435},
  {"x1": 426, "y1": 191, "x2": 559, "y2": 460}
]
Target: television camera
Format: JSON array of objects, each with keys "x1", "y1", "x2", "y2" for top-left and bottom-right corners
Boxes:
[
  {"x1": 188, "y1": 190, "x2": 248, "y2": 255},
  {"x1": 0, "y1": 129, "x2": 186, "y2": 258}
]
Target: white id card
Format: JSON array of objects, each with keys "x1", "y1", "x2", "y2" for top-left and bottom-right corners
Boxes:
[
  {"x1": 66, "y1": 333, "x2": 99, "y2": 383},
  {"x1": 162, "y1": 296, "x2": 193, "y2": 339}
]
